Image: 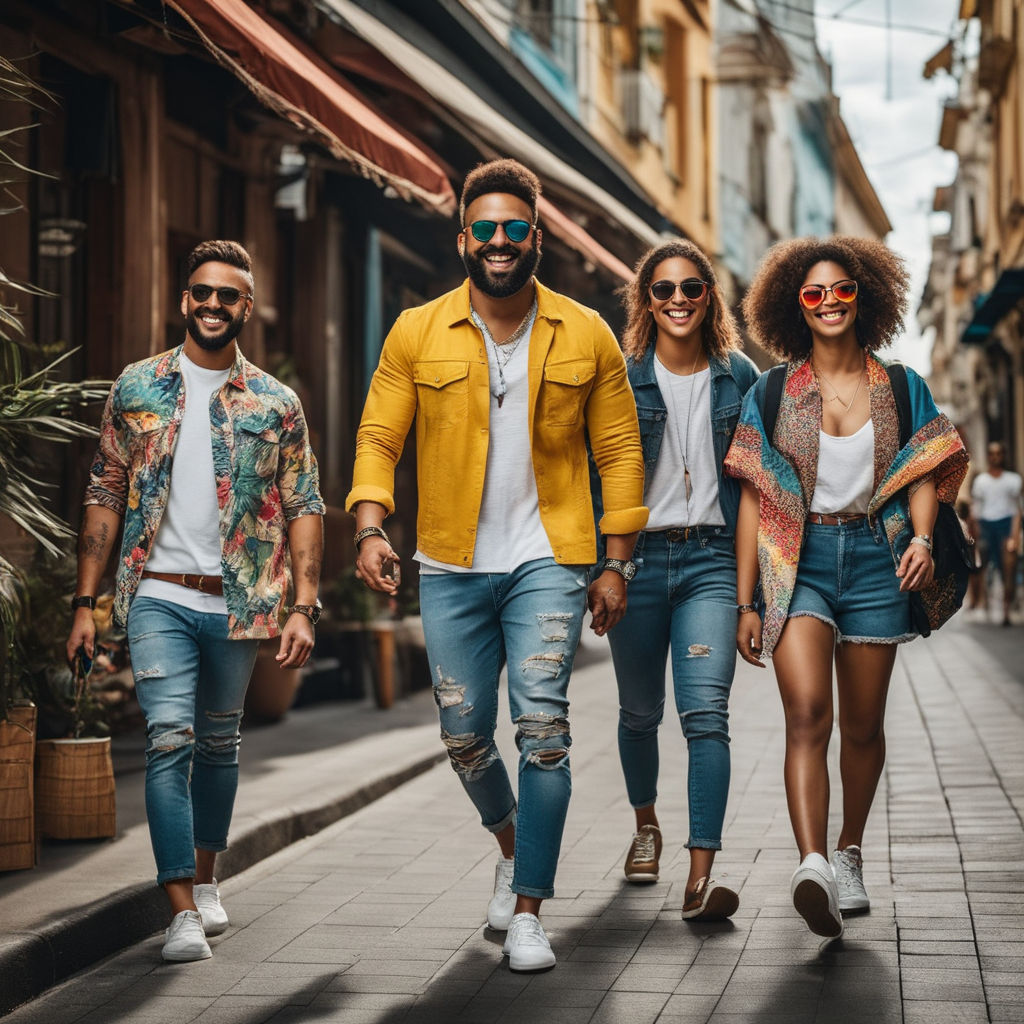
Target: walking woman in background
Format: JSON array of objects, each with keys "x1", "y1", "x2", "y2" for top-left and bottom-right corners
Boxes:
[
  {"x1": 725, "y1": 236, "x2": 967, "y2": 938},
  {"x1": 598, "y1": 239, "x2": 758, "y2": 920}
]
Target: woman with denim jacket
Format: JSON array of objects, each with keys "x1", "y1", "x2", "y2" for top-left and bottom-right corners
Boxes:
[
  {"x1": 724, "y1": 237, "x2": 967, "y2": 939},
  {"x1": 601, "y1": 239, "x2": 758, "y2": 920}
]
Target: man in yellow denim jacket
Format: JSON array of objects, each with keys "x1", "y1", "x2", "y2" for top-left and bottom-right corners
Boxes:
[{"x1": 347, "y1": 160, "x2": 646, "y2": 973}]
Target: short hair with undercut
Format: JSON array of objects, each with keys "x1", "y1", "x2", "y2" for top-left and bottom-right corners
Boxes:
[
  {"x1": 459, "y1": 159, "x2": 541, "y2": 224},
  {"x1": 741, "y1": 235, "x2": 909, "y2": 360},
  {"x1": 186, "y1": 239, "x2": 254, "y2": 289}
]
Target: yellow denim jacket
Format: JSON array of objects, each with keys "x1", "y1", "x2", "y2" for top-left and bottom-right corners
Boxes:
[{"x1": 346, "y1": 279, "x2": 647, "y2": 566}]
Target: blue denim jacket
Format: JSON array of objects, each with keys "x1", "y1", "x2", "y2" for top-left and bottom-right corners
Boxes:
[{"x1": 591, "y1": 345, "x2": 758, "y2": 548}]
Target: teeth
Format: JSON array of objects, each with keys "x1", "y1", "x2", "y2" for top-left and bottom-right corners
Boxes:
[{"x1": 820, "y1": 311, "x2": 844, "y2": 322}]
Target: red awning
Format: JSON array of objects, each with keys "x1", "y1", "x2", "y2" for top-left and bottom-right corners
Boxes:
[
  {"x1": 168, "y1": 0, "x2": 456, "y2": 216},
  {"x1": 537, "y1": 197, "x2": 635, "y2": 283}
]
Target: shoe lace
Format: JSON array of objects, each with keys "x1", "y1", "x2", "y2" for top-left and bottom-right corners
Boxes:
[
  {"x1": 834, "y1": 850, "x2": 861, "y2": 888},
  {"x1": 512, "y1": 916, "x2": 546, "y2": 946},
  {"x1": 631, "y1": 831, "x2": 655, "y2": 861},
  {"x1": 495, "y1": 859, "x2": 514, "y2": 888}
]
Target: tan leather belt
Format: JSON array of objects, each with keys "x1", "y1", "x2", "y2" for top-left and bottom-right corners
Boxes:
[
  {"x1": 141, "y1": 571, "x2": 223, "y2": 595},
  {"x1": 806, "y1": 513, "x2": 867, "y2": 526}
]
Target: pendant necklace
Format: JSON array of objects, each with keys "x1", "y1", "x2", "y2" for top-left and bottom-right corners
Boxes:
[
  {"x1": 667, "y1": 346, "x2": 703, "y2": 510},
  {"x1": 471, "y1": 297, "x2": 537, "y2": 407},
  {"x1": 812, "y1": 357, "x2": 864, "y2": 413}
]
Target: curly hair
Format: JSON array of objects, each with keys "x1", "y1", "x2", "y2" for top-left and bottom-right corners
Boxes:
[
  {"x1": 741, "y1": 235, "x2": 910, "y2": 360},
  {"x1": 459, "y1": 159, "x2": 541, "y2": 224},
  {"x1": 620, "y1": 238, "x2": 742, "y2": 361}
]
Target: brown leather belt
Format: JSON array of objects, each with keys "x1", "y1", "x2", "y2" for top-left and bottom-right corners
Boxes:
[
  {"x1": 806, "y1": 513, "x2": 867, "y2": 526},
  {"x1": 141, "y1": 571, "x2": 223, "y2": 595}
]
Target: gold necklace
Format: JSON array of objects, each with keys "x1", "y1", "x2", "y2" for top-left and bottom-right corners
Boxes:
[{"x1": 812, "y1": 358, "x2": 864, "y2": 412}]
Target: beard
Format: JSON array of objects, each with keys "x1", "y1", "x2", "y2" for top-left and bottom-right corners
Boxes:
[
  {"x1": 186, "y1": 308, "x2": 246, "y2": 350},
  {"x1": 462, "y1": 237, "x2": 541, "y2": 298}
]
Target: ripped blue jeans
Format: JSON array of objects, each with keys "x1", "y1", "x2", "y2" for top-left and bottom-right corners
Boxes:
[
  {"x1": 127, "y1": 597, "x2": 259, "y2": 885},
  {"x1": 419, "y1": 558, "x2": 588, "y2": 899},
  {"x1": 608, "y1": 529, "x2": 737, "y2": 850}
]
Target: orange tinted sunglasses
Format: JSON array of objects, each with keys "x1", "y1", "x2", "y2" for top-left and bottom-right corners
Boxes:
[{"x1": 799, "y1": 279, "x2": 858, "y2": 310}]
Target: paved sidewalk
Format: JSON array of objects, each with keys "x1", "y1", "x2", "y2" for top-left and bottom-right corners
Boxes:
[{"x1": 3, "y1": 614, "x2": 1023, "y2": 1023}]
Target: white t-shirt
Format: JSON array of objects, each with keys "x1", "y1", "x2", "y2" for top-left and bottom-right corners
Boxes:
[
  {"x1": 416, "y1": 306, "x2": 553, "y2": 574},
  {"x1": 972, "y1": 470, "x2": 1023, "y2": 522},
  {"x1": 645, "y1": 360, "x2": 724, "y2": 530},
  {"x1": 136, "y1": 354, "x2": 230, "y2": 613},
  {"x1": 810, "y1": 420, "x2": 875, "y2": 514}
]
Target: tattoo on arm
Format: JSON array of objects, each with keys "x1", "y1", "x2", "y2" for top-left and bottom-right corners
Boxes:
[
  {"x1": 81, "y1": 522, "x2": 111, "y2": 563},
  {"x1": 303, "y1": 557, "x2": 322, "y2": 586}
]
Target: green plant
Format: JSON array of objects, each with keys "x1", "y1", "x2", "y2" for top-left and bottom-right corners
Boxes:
[{"x1": 0, "y1": 56, "x2": 111, "y2": 717}]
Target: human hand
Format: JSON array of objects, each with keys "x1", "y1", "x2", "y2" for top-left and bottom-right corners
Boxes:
[
  {"x1": 736, "y1": 611, "x2": 765, "y2": 668},
  {"x1": 587, "y1": 571, "x2": 627, "y2": 636},
  {"x1": 355, "y1": 536, "x2": 400, "y2": 595},
  {"x1": 896, "y1": 541, "x2": 935, "y2": 592},
  {"x1": 66, "y1": 608, "x2": 97, "y2": 666},
  {"x1": 276, "y1": 612, "x2": 315, "y2": 668}
]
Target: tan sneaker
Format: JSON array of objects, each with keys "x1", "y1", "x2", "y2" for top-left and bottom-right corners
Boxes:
[
  {"x1": 681, "y1": 877, "x2": 739, "y2": 921},
  {"x1": 623, "y1": 824, "x2": 662, "y2": 883}
]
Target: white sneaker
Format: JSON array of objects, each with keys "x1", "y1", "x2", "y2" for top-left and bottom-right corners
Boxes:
[
  {"x1": 162, "y1": 910, "x2": 212, "y2": 962},
  {"x1": 791, "y1": 853, "x2": 843, "y2": 938},
  {"x1": 486, "y1": 857, "x2": 516, "y2": 930},
  {"x1": 193, "y1": 878, "x2": 229, "y2": 936},
  {"x1": 502, "y1": 912, "x2": 555, "y2": 971},
  {"x1": 831, "y1": 846, "x2": 870, "y2": 912}
]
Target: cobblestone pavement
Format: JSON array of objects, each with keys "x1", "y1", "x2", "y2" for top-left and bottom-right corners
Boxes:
[{"x1": 4, "y1": 615, "x2": 1022, "y2": 1024}]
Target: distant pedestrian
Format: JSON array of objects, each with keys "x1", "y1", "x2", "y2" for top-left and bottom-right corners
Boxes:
[
  {"x1": 348, "y1": 159, "x2": 646, "y2": 971},
  {"x1": 66, "y1": 240, "x2": 325, "y2": 962},
  {"x1": 725, "y1": 236, "x2": 967, "y2": 938},
  {"x1": 596, "y1": 239, "x2": 757, "y2": 920},
  {"x1": 969, "y1": 441, "x2": 1022, "y2": 626}
]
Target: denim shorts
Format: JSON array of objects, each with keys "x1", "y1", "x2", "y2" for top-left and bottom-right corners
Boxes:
[{"x1": 788, "y1": 518, "x2": 915, "y2": 644}]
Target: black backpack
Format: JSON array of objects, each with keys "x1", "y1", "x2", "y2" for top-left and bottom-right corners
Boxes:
[{"x1": 761, "y1": 362, "x2": 972, "y2": 636}]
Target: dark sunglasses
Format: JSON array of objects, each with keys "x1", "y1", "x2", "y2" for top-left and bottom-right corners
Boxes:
[
  {"x1": 798, "y1": 279, "x2": 858, "y2": 310},
  {"x1": 466, "y1": 219, "x2": 534, "y2": 243},
  {"x1": 188, "y1": 284, "x2": 251, "y2": 306},
  {"x1": 650, "y1": 278, "x2": 708, "y2": 302}
]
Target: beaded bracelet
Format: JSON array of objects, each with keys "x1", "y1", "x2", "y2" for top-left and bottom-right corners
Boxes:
[
  {"x1": 354, "y1": 525, "x2": 391, "y2": 550},
  {"x1": 909, "y1": 535, "x2": 933, "y2": 553}
]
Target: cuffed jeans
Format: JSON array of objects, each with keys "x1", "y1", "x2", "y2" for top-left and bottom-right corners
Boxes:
[
  {"x1": 419, "y1": 558, "x2": 588, "y2": 899},
  {"x1": 608, "y1": 529, "x2": 737, "y2": 850},
  {"x1": 127, "y1": 597, "x2": 259, "y2": 885}
]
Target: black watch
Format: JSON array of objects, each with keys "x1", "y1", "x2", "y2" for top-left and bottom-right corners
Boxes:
[
  {"x1": 602, "y1": 558, "x2": 637, "y2": 583},
  {"x1": 289, "y1": 599, "x2": 322, "y2": 625},
  {"x1": 71, "y1": 595, "x2": 97, "y2": 610}
]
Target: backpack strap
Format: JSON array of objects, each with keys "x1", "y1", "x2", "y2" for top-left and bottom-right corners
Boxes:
[
  {"x1": 884, "y1": 360, "x2": 912, "y2": 449},
  {"x1": 762, "y1": 363, "x2": 787, "y2": 444}
]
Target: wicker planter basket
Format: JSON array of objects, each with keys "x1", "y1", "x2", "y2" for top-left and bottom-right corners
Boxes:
[
  {"x1": 35, "y1": 737, "x2": 116, "y2": 840},
  {"x1": 0, "y1": 702, "x2": 37, "y2": 870}
]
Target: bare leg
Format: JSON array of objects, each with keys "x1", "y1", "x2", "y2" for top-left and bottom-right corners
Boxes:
[
  {"x1": 834, "y1": 642, "x2": 897, "y2": 850},
  {"x1": 496, "y1": 821, "x2": 515, "y2": 860},
  {"x1": 635, "y1": 804, "x2": 659, "y2": 830},
  {"x1": 771, "y1": 616, "x2": 837, "y2": 858},
  {"x1": 1001, "y1": 542, "x2": 1017, "y2": 624},
  {"x1": 195, "y1": 848, "x2": 216, "y2": 886},
  {"x1": 165, "y1": 877, "x2": 198, "y2": 915},
  {"x1": 687, "y1": 848, "x2": 716, "y2": 894}
]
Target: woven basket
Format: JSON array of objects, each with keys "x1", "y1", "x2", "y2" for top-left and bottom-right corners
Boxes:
[
  {"x1": 0, "y1": 703, "x2": 37, "y2": 870},
  {"x1": 35, "y1": 737, "x2": 116, "y2": 840}
]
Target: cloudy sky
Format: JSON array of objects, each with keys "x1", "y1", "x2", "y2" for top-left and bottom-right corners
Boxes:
[{"x1": 815, "y1": 0, "x2": 964, "y2": 373}]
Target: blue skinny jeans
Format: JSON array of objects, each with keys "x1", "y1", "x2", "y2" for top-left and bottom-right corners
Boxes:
[
  {"x1": 127, "y1": 597, "x2": 259, "y2": 885},
  {"x1": 419, "y1": 558, "x2": 588, "y2": 899},
  {"x1": 607, "y1": 528, "x2": 738, "y2": 850}
]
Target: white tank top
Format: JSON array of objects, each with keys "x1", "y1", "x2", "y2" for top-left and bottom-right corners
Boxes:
[{"x1": 810, "y1": 420, "x2": 874, "y2": 514}]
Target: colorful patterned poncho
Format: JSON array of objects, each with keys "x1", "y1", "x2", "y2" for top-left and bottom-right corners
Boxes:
[{"x1": 723, "y1": 355, "x2": 968, "y2": 657}]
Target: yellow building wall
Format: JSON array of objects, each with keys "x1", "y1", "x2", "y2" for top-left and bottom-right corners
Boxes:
[{"x1": 584, "y1": 0, "x2": 717, "y2": 253}]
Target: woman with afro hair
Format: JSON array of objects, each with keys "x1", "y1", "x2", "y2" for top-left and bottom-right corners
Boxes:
[
  {"x1": 594, "y1": 239, "x2": 758, "y2": 920},
  {"x1": 724, "y1": 236, "x2": 967, "y2": 938}
]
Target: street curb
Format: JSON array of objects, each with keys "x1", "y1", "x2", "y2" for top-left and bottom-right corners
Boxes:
[{"x1": 0, "y1": 748, "x2": 446, "y2": 1017}]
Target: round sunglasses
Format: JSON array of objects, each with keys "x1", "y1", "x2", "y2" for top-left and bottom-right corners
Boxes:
[
  {"x1": 188, "y1": 284, "x2": 251, "y2": 306},
  {"x1": 465, "y1": 219, "x2": 534, "y2": 243},
  {"x1": 649, "y1": 278, "x2": 708, "y2": 302},
  {"x1": 798, "y1": 279, "x2": 858, "y2": 310}
]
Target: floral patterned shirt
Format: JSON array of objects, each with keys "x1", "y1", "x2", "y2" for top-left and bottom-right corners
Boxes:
[{"x1": 84, "y1": 345, "x2": 325, "y2": 639}]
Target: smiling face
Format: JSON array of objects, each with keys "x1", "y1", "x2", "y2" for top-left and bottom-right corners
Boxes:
[
  {"x1": 800, "y1": 260, "x2": 858, "y2": 344},
  {"x1": 459, "y1": 192, "x2": 541, "y2": 299},
  {"x1": 647, "y1": 256, "x2": 709, "y2": 345},
  {"x1": 181, "y1": 260, "x2": 253, "y2": 351}
]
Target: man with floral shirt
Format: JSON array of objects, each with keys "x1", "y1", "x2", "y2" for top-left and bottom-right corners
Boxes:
[{"x1": 66, "y1": 240, "x2": 324, "y2": 963}]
